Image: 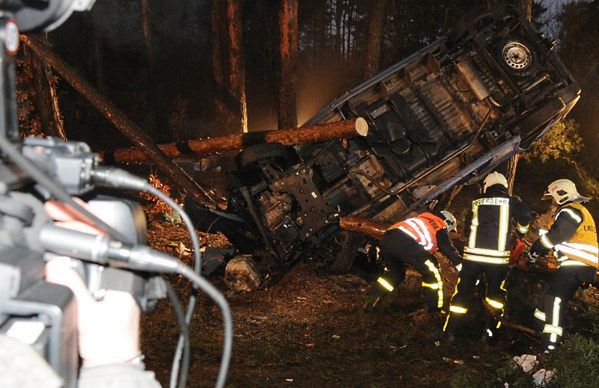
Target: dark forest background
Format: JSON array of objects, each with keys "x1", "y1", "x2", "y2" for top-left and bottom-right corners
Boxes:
[{"x1": 15, "y1": 0, "x2": 599, "y2": 205}]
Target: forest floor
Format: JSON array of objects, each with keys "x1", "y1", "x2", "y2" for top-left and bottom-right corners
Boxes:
[{"x1": 140, "y1": 219, "x2": 599, "y2": 388}]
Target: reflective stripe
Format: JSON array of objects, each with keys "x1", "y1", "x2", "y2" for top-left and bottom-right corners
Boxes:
[
  {"x1": 469, "y1": 203, "x2": 479, "y2": 247},
  {"x1": 463, "y1": 254, "x2": 509, "y2": 264},
  {"x1": 543, "y1": 324, "x2": 563, "y2": 336},
  {"x1": 464, "y1": 246, "x2": 510, "y2": 257},
  {"x1": 407, "y1": 218, "x2": 433, "y2": 251},
  {"x1": 424, "y1": 259, "x2": 443, "y2": 308},
  {"x1": 486, "y1": 297, "x2": 504, "y2": 310},
  {"x1": 412, "y1": 218, "x2": 434, "y2": 251},
  {"x1": 397, "y1": 226, "x2": 418, "y2": 241},
  {"x1": 563, "y1": 242, "x2": 599, "y2": 254},
  {"x1": 517, "y1": 223, "x2": 529, "y2": 234},
  {"x1": 554, "y1": 243, "x2": 598, "y2": 265},
  {"x1": 443, "y1": 278, "x2": 462, "y2": 332},
  {"x1": 472, "y1": 197, "x2": 510, "y2": 207},
  {"x1": 534, "y1": 309, "x2": 546, "y2": 322},
  {"x1": 559, "y1": 260, "x2": 589, "y2": 267},
  {"x1": 449, "y1": 305, "x2": 468, "y2": 314},
  {"x1": 467, "y1": 197, "x2": 511, "y2": 255},
  {"x1": 555, "y1": 208, "x2": 582, "y2": 223},
  {"x1": 396, "y1": 215, "x2": 438, "y2": 252},
  {"x1": 405, "y1": 219, "x2": 427, "y2": 244},
  {"x1": 540, "y1": 234, "x2": 554, "y2": 249},
  {"x1": 422, "y1": 282, "x2": 440, "y2": 290},
  {"x1": 548, "y1": 297, "x2": 562, "y2": 343},
  {"x1": 486, "y1": 329, "x2": 493, "y2": 337},
  {"x1": 547, "y1": 345, "x2": 555, "y2": 350},
  {"x1": 498, "y1": 201, "x2": 510, "y2": 251},
  {"x1": 377, "y1": 277, "x2": 394, "y2": 292}
]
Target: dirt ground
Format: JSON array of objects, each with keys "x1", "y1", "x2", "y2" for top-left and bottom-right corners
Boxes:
[{"x1": 139, "y1": 220, "x2": 553, "y2": 388}]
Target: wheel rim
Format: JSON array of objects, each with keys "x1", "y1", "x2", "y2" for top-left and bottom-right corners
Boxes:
[{"x1": 502, "y1": 41, "x2": 532, "y2": 70}]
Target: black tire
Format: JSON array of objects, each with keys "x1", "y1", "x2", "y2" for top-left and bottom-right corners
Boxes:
[{"x1": 235, "y1": 142, "x2": 293, "y2": 171}]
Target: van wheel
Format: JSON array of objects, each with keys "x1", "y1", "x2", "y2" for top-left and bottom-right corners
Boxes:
[{"x1": 496, "y1": 39, "x2": 535, "y2": 77}]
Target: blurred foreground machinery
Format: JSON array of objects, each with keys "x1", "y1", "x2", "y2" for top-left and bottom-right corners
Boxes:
[{"x1": 186, "y1": 6, "x2": 580, "y2": 273}]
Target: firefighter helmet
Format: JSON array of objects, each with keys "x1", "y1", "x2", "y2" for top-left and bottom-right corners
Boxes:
[
  {"x1": 483, "y1": 171, "x2": 508, "y2": 193},
  {"x1": 544, "y1": 179, "x2": 584, "y2": 205},
  {"x1": 441, "y1": 210, "x2": 457, "y2": 232}
]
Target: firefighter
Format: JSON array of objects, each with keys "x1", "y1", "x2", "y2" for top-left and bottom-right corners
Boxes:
[
  {"x1": 528, "y1": 179, "x2": 598, "y2": 352},
  {"x1": 443, "y1": 172, "x2": 531, "y2": 343},
  {"x1": 366, "y1": 209, "x2": 462, "y2": 312}
]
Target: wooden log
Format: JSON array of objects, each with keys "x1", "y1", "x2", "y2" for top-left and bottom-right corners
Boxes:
[
  {"x1": 339, "y1": 215, "x2": 388, "y2": 240},
  {"x1": 21, "y1": 35, "x2": 216, "y2": 208},
  {"x1": 101, "y1": 118, "x2": 369, "y2": 164},
  {"x1": 501, "y1": 320, "x2": 538, "y2": 337}
]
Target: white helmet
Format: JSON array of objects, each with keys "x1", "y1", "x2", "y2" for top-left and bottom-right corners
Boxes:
[
  {"x1": 441, "y1": 210, "x2": 457, "y2": 232},
  {"x1": 483, "y1": 171, "x2": 508, "y2": 193},
  {"x1": 544, "y1": 179, "x2": 583, "y2": 205}
]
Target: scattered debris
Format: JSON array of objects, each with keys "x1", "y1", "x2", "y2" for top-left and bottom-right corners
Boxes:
[
  {"x1": 532, "y1": 368, "x2": 555, "y2": 386},
  {"x1": 442, "y1": 357, "x2": 464, "y2": 365},
  {"x1": 224, "y1": 255, "x2": 262, "y2": 292},
  {"x1": 332, "y1": 335, "x2": 340, "y2": 339},
  {"x1": 175, "y1": 242, "x2": 191, "y2": 257},
  {"x1": 513, "y1": 354, "x2": 538, "y2": 373}
]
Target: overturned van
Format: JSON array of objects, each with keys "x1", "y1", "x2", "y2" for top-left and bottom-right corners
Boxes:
[{"x1": 187, "y1": 7, "x2": 580, "y2": 272}]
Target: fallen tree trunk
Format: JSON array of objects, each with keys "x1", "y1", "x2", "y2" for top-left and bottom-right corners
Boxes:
[
  {"x1": 339, "y1": 215, "x2": 388, "y2": 240},
  {"x1": 101, "y1": 118, "x2": 369, "y2": 164},
  {"x1": 501, "y1": 320, "x2": 538, "y2": 337},
  {"x1": 21, "y1": 35, "x2": 216, "y2": 208}
]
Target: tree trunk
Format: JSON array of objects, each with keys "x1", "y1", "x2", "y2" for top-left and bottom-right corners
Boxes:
[
  {"x1": 210, "y1": 0, "x2": 228, "y2": 134},
  {"x1": 21, "y1": 35, "x2": 216, "y2": 207},
  {"x1": 278, "y1": 0, "x2": 299, "y2": 129},
  {"x1": 225, "y1": 0, "x2": 248, "y2": 133},
  {"x1": 102, "y1": 118, "x2": 369, "y2": 163},
  {"x1": 140, "y1": 0, "x2": 152, "y2": 52},
  {"x1": 339, "y1": 215, "x2": 388, "y2": 240},
  {"x1": 505, "y1": 0, "x2": 531, "y2": 194},
  {"x1": 514, "y1": 0, "x2": 532, "y2": 21},
  {"x1": 335, "y1": 0, "x2": 342, "y2": 54},
  {"x1": 346, "y1": 1, "x2": 353, "y2": 59},
  {"x1": 28, "y1": 36, "x2": 66, "y2": 140},
  {"x1": 139, "y1": 0, "x2": 159, "y2": 140},
  {"x1": 363, "y1": 0, "x2": 386, "y2": 79},
  {"x1": 87, "y1": 11, "x2": 108, "y2": 95}
]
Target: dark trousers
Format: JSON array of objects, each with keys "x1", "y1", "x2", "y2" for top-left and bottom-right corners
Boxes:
[
  {"x1": 379, "y1": 229, "x2": 444, "y2": 311},
  {"x1": 443, "y1": 260, "x2": 510, "y2": 338},
  {"x1": 534, "y1": 265, "x2": 596, "y2": 350}
]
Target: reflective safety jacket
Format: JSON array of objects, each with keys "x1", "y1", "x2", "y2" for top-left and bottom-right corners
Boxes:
[
  {"x1": 463, "y1": 185, "x2": 531, "y2": 264},
  {"x1": 533, "y1": 201, "x2": 598, "y2": 268},
  {"x1": 388, "y1": 212, "x2": 446, "y2": 253}
]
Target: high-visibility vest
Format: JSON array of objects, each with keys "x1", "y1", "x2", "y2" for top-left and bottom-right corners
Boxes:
[
  {"x1": 388, "y1": 212, "x2": 446, "y2": 253},
  {"x1": 548, "y1": 202, "x2": 598, "y2": 268},
  {"x1": 463, "y1": 197, "x2": 511, "y2": 264}
]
